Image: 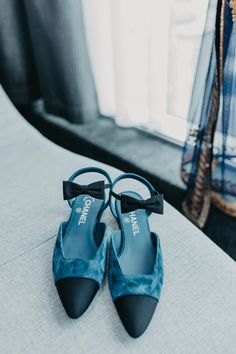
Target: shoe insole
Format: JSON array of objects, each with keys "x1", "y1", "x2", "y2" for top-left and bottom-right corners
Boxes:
[
  {"x1": 63, "y1": 195, "x2": 104, "y2": 259},
  {"x1": 115, "y1": 191, "x2": 155, "y2": 275}
]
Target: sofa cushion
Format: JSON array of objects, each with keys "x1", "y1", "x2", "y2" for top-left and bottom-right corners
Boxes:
[{"x1": 0, "y1": 86, "x2": 236, "y2": 353}]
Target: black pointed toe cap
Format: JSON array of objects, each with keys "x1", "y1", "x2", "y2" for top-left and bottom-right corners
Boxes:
[
  {"x1": 56, "y1": 277, "x2": 99, "y2": 319},
  {"x1": 114, "y1": 295, "x2": 158, "y2": 338}
]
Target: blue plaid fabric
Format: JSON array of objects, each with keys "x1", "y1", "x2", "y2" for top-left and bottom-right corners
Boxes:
[{"x1": 181, "y1": 0, "x2": 236, "y2": 225}]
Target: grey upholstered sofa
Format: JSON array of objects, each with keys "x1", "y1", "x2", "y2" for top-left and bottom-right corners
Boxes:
[{"x1": 0, "y1": 86, "x2": 236, "y2": 354}]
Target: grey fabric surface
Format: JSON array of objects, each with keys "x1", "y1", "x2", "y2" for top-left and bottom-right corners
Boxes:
[
  {"x1": 0, "y1": 0, "x2": 98, "y2": 123},
  {"x1": 0, "y1": 86, "x2": 236, "y2": 353}
]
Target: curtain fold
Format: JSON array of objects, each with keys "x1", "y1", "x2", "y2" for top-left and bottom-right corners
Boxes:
[
  {"x1": 181, "y1": 0, "x2": 236, "y2": 227},
  {"x1": 82, "y1": 0, "x2": 209, "y2": 139},
  {"x1": 0, "y1": 0, "x2": 98, "y2": 123}
]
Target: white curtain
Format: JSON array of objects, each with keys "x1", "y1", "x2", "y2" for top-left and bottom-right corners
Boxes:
[{"x1": 82, "y1": 0, "x2": 209, "y2": 142}]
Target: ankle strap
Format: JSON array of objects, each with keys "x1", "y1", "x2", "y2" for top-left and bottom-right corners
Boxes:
[
  {"x1": 110, "y1": 173, "x2": 163, "y2": 217},
  {"x1": 65, "y1": 167, "x2": 112, "y2": 209}
]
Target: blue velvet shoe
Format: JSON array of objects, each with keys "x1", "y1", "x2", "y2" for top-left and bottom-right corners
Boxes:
[
  {"x1": 52, "y1": 167, "x2": 112, "y2": 319},
  {"x1": 108, "y1": 173, "x2": 164, "y2": 338}
]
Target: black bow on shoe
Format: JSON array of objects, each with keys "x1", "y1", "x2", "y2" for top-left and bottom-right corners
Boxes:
[
  {"x1": 120, "y1": 194, "x2": 164, "y2": 214},
  {"x1": 63, "y1": 180, "x2": 108, "y2": 200}
]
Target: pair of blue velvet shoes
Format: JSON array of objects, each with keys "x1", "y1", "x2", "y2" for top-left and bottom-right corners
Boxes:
[{"x1": 52, "y1": 167, "x2": 164, "y2": 338}]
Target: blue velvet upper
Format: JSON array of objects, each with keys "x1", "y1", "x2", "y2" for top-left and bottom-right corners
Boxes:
[
  {"x1": 108, "y1": 232, "x2": 164, "y2": 301},
  {"x1": 53, "y1": 222, "x2": 108, "y2": 286}
]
